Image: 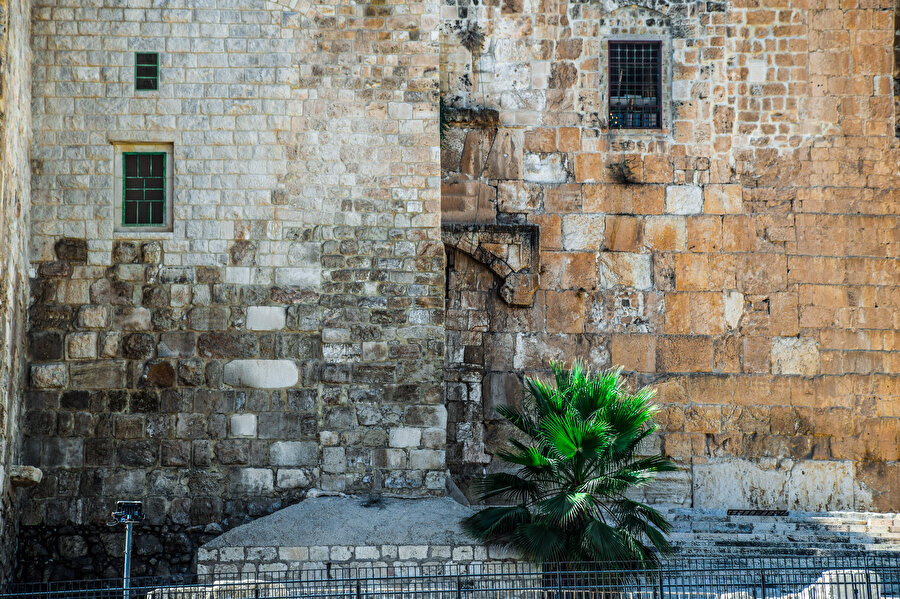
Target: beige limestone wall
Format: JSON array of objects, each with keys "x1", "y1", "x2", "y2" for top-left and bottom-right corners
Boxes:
[
  {"x1": 0, "y1": 0, "x2": 32, "y2": 584},
  {"x1": 441, "y1": 0, "x2": 899, "y2": 511},
  {"x1": 23, "y1": 0, "x2": 442, "y2": 581}
]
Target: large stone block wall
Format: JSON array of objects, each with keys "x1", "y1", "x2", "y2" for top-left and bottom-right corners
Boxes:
[
  {"x1": 0, "y1": 0, "x2": 32, "y2": 584},
  {"x1": 441, "y1": 0, "x2": 899, "y2": 510},
  {"x1": 23, "y1": 0, "x2": 442, "y2": 581}
]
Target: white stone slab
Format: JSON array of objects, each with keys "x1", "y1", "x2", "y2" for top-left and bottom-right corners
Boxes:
[
  {"x1": 246, "y1": 306, "x2": 286, "y2": 331},
  {"x1": 224, "y1": 360, "x2": 299, "y2": 389}
]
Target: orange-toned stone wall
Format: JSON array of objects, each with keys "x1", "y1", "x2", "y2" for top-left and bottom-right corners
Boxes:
[{"x1": 441, "y1": 0, "x2": 899, "y2": 511}]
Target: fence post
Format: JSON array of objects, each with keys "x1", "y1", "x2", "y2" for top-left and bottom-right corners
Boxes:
[
  {"x1": 760, "y1": 570, "x2": 767, "y2": 599},
  {"x1": 658, "y1": 569, "x2": 664, "y2": 599},
  {"x1": 356, "y1": 581, "x2": 361, "y2": 599}
]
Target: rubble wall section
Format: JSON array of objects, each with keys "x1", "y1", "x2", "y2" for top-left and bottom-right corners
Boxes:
[{"x1": 23, "y1": 0, "x2": 443, "y2": 581}]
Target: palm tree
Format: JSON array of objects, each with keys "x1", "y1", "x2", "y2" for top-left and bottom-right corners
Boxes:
[{"x1": 462, "y1": 362, "x2": 677, "y2": 572}]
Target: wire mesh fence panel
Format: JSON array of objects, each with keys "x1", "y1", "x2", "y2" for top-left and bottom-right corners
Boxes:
[{"x1": 4, "y1": 555, "x2": 900, "y2": 599}]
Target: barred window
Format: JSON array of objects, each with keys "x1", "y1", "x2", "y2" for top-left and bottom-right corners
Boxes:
[
  {"x1": 135, "y1": 52, "x2": 159, "y2": 91},
  {"x1": 123, "y1": 152, "x2": 166, "y2": 227},
  {"x1": 608, "y1": 41, "x2": 662, "y2": 129}
]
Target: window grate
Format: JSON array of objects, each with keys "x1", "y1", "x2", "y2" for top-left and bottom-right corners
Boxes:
[
  {"x1": 727, "y1": 509, "x2": 789, "y2": 517},
  {"x1": 123, "y1": 152, "x2": 166, "y2": 226},
  {"x1": 135, "y1": 52, "x2": 159, "y2": 91},
  {"x1": 608, "y1": 41, "x2": 661, "y2": 129}
]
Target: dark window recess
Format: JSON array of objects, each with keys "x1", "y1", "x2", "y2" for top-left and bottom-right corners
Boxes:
[
  {"x1": 123, "y1": 153, "x2": 166, "y2": 226},
  {"x1": 135, "y1": 52, "x2": 159, "y2": 90},
  {"x1": 608, "y1": 41, "x2": 662, "y2": 129}
]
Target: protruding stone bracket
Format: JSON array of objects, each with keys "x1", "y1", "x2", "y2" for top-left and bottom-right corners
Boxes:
[
  {"x1": 442, "y1": 224, "x2": 540, "y2": 307},
  {"x1": 9, "y1": 465, "x2": 43, "y2": 489}
]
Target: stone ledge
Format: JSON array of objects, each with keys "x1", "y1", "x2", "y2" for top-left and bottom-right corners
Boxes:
[
  {"x1": 9, "y1": 465, "x2": 43, "y2": 488},
  {"x1": 442, "y1": 223, "x2": 540, "y2": 307}
]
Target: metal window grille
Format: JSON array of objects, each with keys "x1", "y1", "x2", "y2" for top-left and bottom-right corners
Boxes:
[
  {"x1": 609, "y1": 41, "x2": 662, "y2": 129},
  {"x1": 135, "y1": 52, "x2": 159, "y2": 91},
  {"x1": 123, "y1": 152, "x2": 166, "y2": 227}
]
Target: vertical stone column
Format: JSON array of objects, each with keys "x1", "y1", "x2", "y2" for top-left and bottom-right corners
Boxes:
[{"x1": 0, "y1": 0, "x2": 32, "y2": 583}]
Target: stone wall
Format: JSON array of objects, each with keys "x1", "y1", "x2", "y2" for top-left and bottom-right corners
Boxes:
[
  {"x1": 196, "y1": 543, "x2": 502, "y2": 577},
  {"x1": 441, "y1": 0, "x2": 899, "y2": 510},
  {"x1": 0, "y1": 0, "x2": 32, "y2": 584},
  {"x1": 22, "y1": 0, "x2": 442, "y2": 581}
]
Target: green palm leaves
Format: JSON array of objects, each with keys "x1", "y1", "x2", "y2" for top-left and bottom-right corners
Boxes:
[{"x1": 462, "y1": 362, "x2": 677, "y2": 568}]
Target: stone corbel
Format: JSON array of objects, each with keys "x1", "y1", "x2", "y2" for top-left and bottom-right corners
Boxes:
[
  {"x1": 9, "y1": 465, "x2": 42, "y2": 489},
  {"x1": 442, "y1": 223, "x2": 540, "y2": 307}
]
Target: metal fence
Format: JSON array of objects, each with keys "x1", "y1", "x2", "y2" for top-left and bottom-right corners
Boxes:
[{"x1": 4, "y1": 554, "x2": 900, "y2": 599}]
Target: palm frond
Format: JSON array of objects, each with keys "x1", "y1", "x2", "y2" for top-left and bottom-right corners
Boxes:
[
  {"x1": 461, "y1": 505, "x2": 531, "y2": 542},
  {"x1": 465, "y1": 361, "x2": 675, "y2": 569},
  {"x1": 473, "y1": 472, "x2": 540, "y2": 503},
  {"x1": 496, "y1": 404, "x2": 539, "y2": 437}
]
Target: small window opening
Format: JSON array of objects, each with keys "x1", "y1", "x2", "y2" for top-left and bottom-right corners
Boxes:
[
  {"x1": 123, "y1": 153, "x2": 166, "y2": 227},
  {"x1": 608, "y1": 41, "x2": 661, "y2": 129},
  {"x1": 135, "y1": 52, "x2": 159, "y2": 91}
]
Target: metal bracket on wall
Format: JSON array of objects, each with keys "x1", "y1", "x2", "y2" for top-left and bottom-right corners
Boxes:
[{"x1": 441, "y1": 223, "x2": 540, "y2": 308}]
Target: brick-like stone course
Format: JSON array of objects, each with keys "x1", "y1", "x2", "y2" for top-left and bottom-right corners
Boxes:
[
  {"x1": 440, "y1": 0, "x2": 899, "y2": 511},
  {"x1": 22, "y1": 0, "x2": 443, "y2": 581}
]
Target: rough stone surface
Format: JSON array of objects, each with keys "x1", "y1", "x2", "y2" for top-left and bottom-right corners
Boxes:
[
  {"x1": 0, "y1": 0, "x2": 32, "y2": 582},
  {"x1": 440, "y1": 0, "x2": 900, "y2": 516},
  {"x1": 18, "y1": 0, "x2": 444, "y2": 581},
  {"x1": 203, "y1": 496, "x2": 475, "y2": 549},
  {"x1": 0, "y1": 0, "x2": 897, "y2": 583},
  {"x1": 224, "y1": 360, "x2": 300, "y2": 389},
  {"x1": 246, "y1": 307, "x2": 287, "y2": 332}
]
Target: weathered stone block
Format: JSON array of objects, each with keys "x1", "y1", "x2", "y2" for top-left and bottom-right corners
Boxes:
[
  {"x1": 66, "y1": 332, "x2": 98, "y2": 359},
  {"x1": 113, "y1": 307, "x2": 152, "y2": 331},
  {"x1": 187, "y1": 307, "x2": 229, "y2": 331},
  {"x1": 30, "y1": 363, "x2": 67, "y2": 388},
  {"x1": 276, "y1": 469, "x2": 312, "y2": 489},
  {"x1": 199, "y1": 334, "x2": 259, "y2": 358},
  {"x1": 89, "y1": 279, "x2": 132, "y2": 305},
  {"x1": 229, "y1": 468, "x2": 274, "y2": 494},
  {"x1": 229, "y1": 414, "x2": 257, "y2": 438},
  {"x1": 246, "y1": 306, "x2": 287, "y2": 331},
  {"x1": 29, "y1": 332, "x2": 63, "y2": 361},
  {"x1": 54, "y1": 238, "x2": 88, "y2": 262},
  {"x1": 140, "y1": 361, "x2": 176, "y2": 388},
  {"x1": 665, "y1": 185, "x2": 703, "y2": 214},
  {"x1": 77, "y1": 305, "x2": 108, "y2": 328},
  {"x1": 112, "y1": 242, "x2": 140, "y2": 264},
  {"x1": 389, "y1": 427, "x2": 421, "y2": 448},
  {"x1": 270, "y1": 441, "x2": 317, "y2": 466},
  {"x1": 157, "y1": 332, "x2": 196, "y2": 358},
  {"x1": 771, "y1": 337, "x2": 820, "y2": 376},
  {"x1": 123, "y1": 333, "x2": 155, "y2": 359},
  {"x1": 523, "y1": 152, "x2": 570, "y2": 184},
  {"x1": 223, "y1": 360, "x2": 299, "y2": 388},
  {"x1": 69, "y1": 361, "x2": 127, "y2": 389}
]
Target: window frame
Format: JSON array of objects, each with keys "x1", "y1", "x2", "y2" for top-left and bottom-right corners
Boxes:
[
  {"x1": 134, "y1": 52, "x2": 159, "y2": 91},
  {"x1": 598, "y1": 30, "x2": 672, "y2": 135},
  {"x1": 607, "y1": 40, "x2": 663, "y2": 131},
  {"x1": 113, "y1": 143, "x2": 175, "y2": 234},
  {"x1": 122, "y1": 152, "x2": 167, "y2": 228}
]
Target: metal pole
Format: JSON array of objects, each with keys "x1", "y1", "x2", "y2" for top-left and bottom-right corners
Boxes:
[{"x1": 123, "y1": 521, "x2": 133, "y2": 599}]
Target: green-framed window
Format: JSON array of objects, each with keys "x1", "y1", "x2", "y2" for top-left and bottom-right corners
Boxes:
[
  {"x1": 135, "y1": 52, "x2": 159, "y2": 91},
  {"x1": 123, "y1": 152, "x2": 166, "y2": 227}
]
